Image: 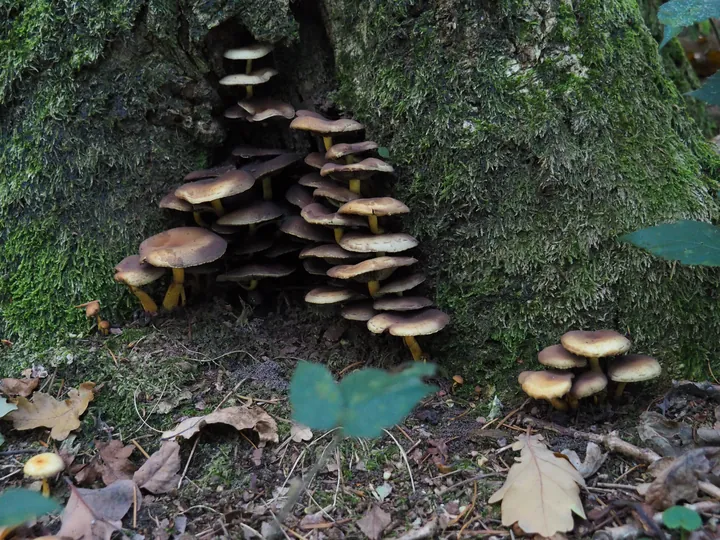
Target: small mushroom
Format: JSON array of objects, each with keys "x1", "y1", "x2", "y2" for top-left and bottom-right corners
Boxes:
[
  {"x1": 373, "y1": 296, "x2": 433, "y2": 311},
  {"x1": 321, "y1": 158, "x2": 394, "y2": 195},
  {"x1": 303, "y1": 258, "x2": 332, "y2": 276},
  {"x1": 237, "y1": 98, "x2": 295, "y2": 122},
  {"x1": 305, "y1": 152, "x2": 329, "y2": 170},
  {"x1": 326, "y1": 141, "x2": 379, "y2": 162},
  {"x1": 75, "y1": 300, "x2": 102, "y2": 327},
  {"x1": 313, "y1": 182, "x2": 361, "y2": 208},
  {"x1": 219, "y1": 67, "x2": 278, "y2": 98},
  {"x1": 327, "y1": 256, "x2": 417, "y2": 297},
  {"x1": 367, "y1": 312, "x2": 406, "y2": 334},
  {"x1": 285, "y1": 184, "x2": 314, "y2": 209},
  {"x1": 299, "y1": 243, "x2": 367, "y2": 264},
  {"x1": 298, "y1": 172, "x2": 335, "y2": 189},
  {"x1": 216, "y1": 200, "x2": 284, "y2": 234},
  {"x1": 305, "y1": 286, "x2": 363, "y2": 304},
  {"x1": 568, "y1": 371, "x2": 608, "y2": 409},
  {"x1": 224, "y1": 44, "x2": 273, "y2": 79},
  {"x1": 159, "y1": 191, "x2": 211, "y2": 227},
  {"x1": 375, "y1": 273, "x2": 426, "y2": 296},
  {"x1": 175, "y1": 169, "x2": 255, "y2": 216},
  {"x1": 341, "y1": 301, "x2": 378, "y2": 321},
  {"x1": 452, "y1": 375, "x2": 464, "y2": 392},
  {"x1": 280, "y1": 216, "x2": 334, "y2": 243},
  {"x1": 608, "y1": 354, "x2": 661, "y2": 398},
  {"x1": 114, "y1": 255, "x2": 165, "y2": 314},
  {"x1": 301, "y1": 203, "x2": 368, "y2": 242},
  {"x1": 183, "y1": 164, "x2": 236, "y2": 181},
  {"x1": 339, "y1": 232, "x2": 418, "y2": 253},
  {"x1": 263, "y1": 242, "x2": 304, "y2": 259},
  {"x1": 243, "y1": 153, "x2": 303, "y2": 200},
  {"x1": 232, "y1": 145, "x2": 289, "y2": 160},
  {"x1": 387, "y1": 308, "x2": 450, "y2": 361},
  {"x1": 24, "y1": 453, "x2": 65, "y2": 497},
  {"x1": 98, "y1": 320, "x2": 111, "y2": 335},
  {"x1": 560, "y1": 330, "x2": 631, "y2": 373},
  {"x1": 337, "y1": 197, "x2": 409, "y2": 235},
  {"x1": 217, "y1": 263, "x2": 295, "y2": 291},
  {"x1": 537, "y1": 344, "x2": 587, "y2": 370},
  {"x1": 518, "y1": 370, "x2": 574, "y2": 411},
  {"x1": 290, "y1": 111, "x2": 364, "y2": 151}
]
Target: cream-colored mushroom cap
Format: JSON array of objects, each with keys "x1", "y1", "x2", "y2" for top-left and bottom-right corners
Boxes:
[
  {"x1": 373, "y1": 296, "x2": 433, "y2": 311},
  {"x1": 570, "y1": 371, "x2": 608, "y2": 399},
  {"x1": 285, "y1": 184, "x2": 314, "y2": 209},
  {"x1": 159, "y1": 192, "x2": 193, "y2": 212},
  {"x1": 327, "y1": 256, "x2": 417, "y2": 280},
  {"x1": 388, "y1": 309, "x2": 449, "y2": 337},
  {"x1": 520, "y1": 371, "x2": 574, "y2": 400},
  {"x1": 140, "y1": 228, "x2": 227, "y2": 269},
  {"x1": 338, "y1": 197, "x2": 409, "y2": 217},
  {"x1": 339, "y1": 232, "x2": 418, "y2": 253},
  {"x1": 299, "y1": 173, "x2": 334, "y2": 189},
  {"x1": 301, "y1": 203, "x2": 367, "y2": 228},
  {"x1": 321, "y1": 158, "x2": 394, "y2": 180},
  {"x1": 217, "y1": 201, "x2": 283, "y2": 226},
  {"x1": 608, "y1": 355, "x2": 661, "y2": 382},
  {"x1": 367, "y1": 313, "x2": 406, "y2": 334},
  {"x1": 217, "y1": 263, "x2": 295, "y2": 282},
  {"x1": 561, "y1": 330, "x2": 631, "y2": 358},
  {"x1": 280, "y1": 216, "x2": 334, "y2": 243},
  {"x1": 341, "y1": 301, "x2": 377, "y2": 321},
  {"x1": 219, "y1": 67, "x2": 278, "y2": 86},
  {"x1": 305, "y1": 286, "x2": 362, "y2": 304},
  {"x1": 305, "y1": 152, "x2": 328, "y2": 170},
  {"x1": 238, "y1": 98, "x2": 295, "y2": 121},
  {"x1": 114, "y1": 255, "x2": 165, "y2": 287},
  {"x1": 175, "y1": 170, "x2": 255, "y2": 204},
  {"x1": 290, "y1": 112, "x2": 364, "y2": 135},
  {"x1": 232, "y1": 145, "x2": 288, "y2": 159},
  {"x1": 244, "y1": 153, "x2": 303, "y2": 179},
  {"x1": 224, "y1": 44, "x2": 273, "y2": 60},
  {"x1": 375, "y1": 273, "x2": 426, "y2": 296},
  {"x1": 326, "y1": 141, "x2": 378, "y2": 160},
  {"x1": 24, "y1": 453, "x2": 65, "y2": 478},
  {"x1": 299, "y1": 244, "x2": 366, "y2": 263},
  {"x1": 184, "y1": 164, "x2": 235, "y2": 181},
  {"x1": 538, "y1": 344, "x2": 587, "y2": 369}
]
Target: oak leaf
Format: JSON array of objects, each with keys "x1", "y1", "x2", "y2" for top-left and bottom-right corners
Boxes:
[
  {"x1": 488, "y1": 434, "x2": 586, "y2": 537},
  {"x1": 133, "y1": 440, "x2": 181, "y2": 494},
  {"x1": 76, "y1": 440, "x2": 136, "y2": 486},
  {"x1": 161, "y1": 406, "x2": 278, "y2": 444},
  {"x1": 5, "y1": 382, "x2": 95, "y2": 441},
  {"x1": 0, "y1": 378, "x2": 39, "y2": 397}
]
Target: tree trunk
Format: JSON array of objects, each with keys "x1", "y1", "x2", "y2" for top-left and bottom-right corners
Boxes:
[{"x1": 1, "y1": 0, "x2": 718, "y2": 379}]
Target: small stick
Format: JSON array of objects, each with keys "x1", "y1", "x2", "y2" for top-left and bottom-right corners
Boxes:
[
  {"x1": 613, "y1": 463, "x2": 645, "y2": 483},
  {"x1": 497, "y1": 399, "x2": 529, "y2": 429},
  {"x1": 132, "y1": 484, "x2": 138, "y2": 528},
  {"x1": 595, "y1": 483, "x2": 641, "y2": 491},
  {"x1": 213, "y1": 378, "x2": 247, "y2": 412},
  {"x1": 178, "y1": 434, "x2": 201, "y2": 489},
  {"x1": 699, "y1": 480, "x2": 720, "y2": 499},
  {"x1": 338, "y1": 361, "x2": 364, "y2": 376},
  {"x1": 395, "y1": 518, "x2": 438, "y2": 540},
  {"x1": 384, "y1": 428, "x2": 416, "y2": 493},
  {"x1": 131, "y1": 439, "x2": 151, "y2": 459}
]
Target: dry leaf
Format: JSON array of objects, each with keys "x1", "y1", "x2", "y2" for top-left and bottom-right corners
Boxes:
[
  {"x1": 0, "y1": 378, "x2": 39, "y2": 397},
  {"x1": 161, "y1": 406, "x2": 278, "y2": 444},
  {"x1": 357, "y1": 504, "x2": 391, "y2": 540},
  {"x1": 133, "y1": 440, "x2": 181, "y2": 494},
  {"x1": 58, "y1": 480, "x2": 140, "y2": 540},
  {"x1": 290, "y1": 423, "x2": 313, "y2": 442},
  {"x1": 645, "y1": 448, "x2": 719, "y2": 510},
  {"x1": 560, "y1": 442, "x2": 607, "y2": 478},
  {"x1": 5, "y1": 382, "x2": 95, "y2": 440},
  {"x1": 97, "y1": 440, "x2": 135, "y2": 486},
  {"x1": 488, "y1": 434, "x2": 586, "y2": 537}
]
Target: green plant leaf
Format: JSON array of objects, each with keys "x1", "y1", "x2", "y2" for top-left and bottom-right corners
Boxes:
[
  {"x1": 0, "y1": 396, "x2": 17, "y2": 418},
  {"x1": 338, "y1": 363, "x2": 437, "y2": 438},
  {"x1": 290, "y1": 362, "x2": 343, "y2": 430},
  {"x1": 621, "y1": 220, "x2": 720, "y2": 266},
  {"x1": 377, "y1": 147, "x2": 390, "y2": 158},
  {"x1": 658, "y1": 0, "x2": 720, "y2": 47},
  {"x1": 0, "y1": 488, "x2": 60, "y2": 527},
  {"x1": 688, "y1": 71, "x2": 720, "y2": 105},
  {"x1": 662, "y1": 505, "x2": 702, "y2": 531}
]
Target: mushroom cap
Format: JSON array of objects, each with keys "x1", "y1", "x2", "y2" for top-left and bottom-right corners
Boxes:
[
  {"x1": 280, "y1": 216, "x2": 334, "y2": 243},
  {"x1": 538, "y1": 344, "x2": 588, "y2": 369},
  {"x1": 84, "y1": 300, "x2": 101, "y2": 318},
  {"x1": 387, "y1": 309, "x2": 450, "y2": 337},
  {"x1": 211, "y1": 222, "x2": 242, "y2": 235},
  {"x1": 339, "y1": 232, "x2": 418, "y2": 253},
  {"x1": 223, "y1": 44, "x2": 273, "y2": 60},
  {"x1": 23, "y1": 453, "x2": 65, "y2": 478},
  {"x1": 139, "y1": 227, "x2": 227, "y2": 269},
  {"x1": 217, "y1": 201, "x2": 284, "y2": 226},
  {"x1": 159, "y1": 192, "x2": 193, "y2": 212},
  {"x1": 175, "y1": 170, "x2": 255, "y2": 204},
  {"x1": 561, "y1": 330, "x2": 631, "y2": 358},
  {"x1": 233, "y1": 236, "x2": 273, "y2": 256},
  {"x1": 320, "y1": 158, "x2": 394, "y2": 181},
  {"x1": 301, "y1": 203, "x2": 367, "y2": 228},
  {"x1": 298, "y1": 173, "x2": 334, "y2": 189},
  {"x1": 367, "y1": 312, "x2": 407, "y2": 334},
  {"x1": 232, "y1": 145, "x2": 289, "y2": 159},
  {"x1": 224, "y1": 105, "x2": 250, "y2": 120},
  {"x1": 219, "y1": 67, "x2": 278, "y2": 86},
  {"x1": 453, "y1": 375, "x2": 464, "y2": 384},
  {"x1": 299, "y1": 244, "x2": 367, "y2": 263},
  {"x1": 327, "y1": 256, "x2": 417, "y2": 280},
  {"x1": 326, "y1": 141, "x2": 379, "y2": 160},
  {"x1": 314, "y1": 184, "x2": 361, "y2": 204},
  {"x1": 375, "y1": 273, "x2": 426, "y2": 296},
  {"x1": 290, "y1": 112, "x2": 364, "y2": 135},
  {"x1": 114, "y1": 255, "x2": 165, "y2": 286},
  {"x1": 520, "y1": 371, "x2": 574, "y2": 400},
  {"x1": 303, "y1": 258, "x2": 332, "y2": 276},
  {"x1": 285, "y1": 184, "x2": 314, "y2": 209},
  {"x1": 238, "y1": 98, "x2": 295, "y2": 121},
  {"x1": 244, "y1": 153, "x2": 303, "y2": 179},
  {"x1": 570, "y1": 371, "x2": 608, "y2": 399},
  {"x1": 305, "y1": 152, "x2": 329, "y2": 170},
  {"x1": 341, "y1": 301, "x2": 378, "y2": 321},
  {"x1": 184, "y1": 164, "x2": 235, "y2": 181},
  {"x1": 373, "y1": 296, "x2": 433, "y2": 311},
  {"x1": 608, "y1": 355, "x2": 661, "y2": 383},
  {"x1": 337, "y1": 197, "x2": 409, "y2": 217},
  {"x1": 264, "y1": 242, "x2": 304, "y2": 258},
  {"x1": 305, "y1": 286, "x2": 362, "y2": 304},
  {"x1": 217, "y1": 263, "x2": 295, "y2": 282}
]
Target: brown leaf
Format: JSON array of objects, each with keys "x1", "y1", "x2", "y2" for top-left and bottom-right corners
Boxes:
[
  {"x1": 58, "y1": 480, "x2": 140, "y2": 540},
  {"x1": 97, "y1": 440, "x2": 135, "y2": 486},
  {"x1": 357, "y1": 505, "x2": 391, "y2": 540},
  {"x1": 133, "y1": 440, "x2": 181, "y2": 494},
  {"x1": 488, "y1": 434, "x2": 586, "y2": 537},
  {"x1": 0, "y1": 378, "x2": 39, "y2": 397},
  {"x1": 645, "y1": 448, "x2": 720, "y2": 510},
  {"x1": 560, "y1": 442, "x2": 607, "y2": 478},
  {"x1": 5, "y1": 382, "x2": 95, "y2": 440},
  {"x1": 161, "y1": 406, "x2": 278, "y2": 444},
  {"x1": 290, "y1": 423, "x2": 313, "y2": 442}
]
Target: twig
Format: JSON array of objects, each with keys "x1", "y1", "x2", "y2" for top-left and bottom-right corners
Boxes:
[
  {"x1": 384, "y1": 428, "x2": 416, "y2": 493},
  {"x1": 240, "y1": 523, "x2": 264, "y2": 539},
  {"x1": 497, "y1": 399, "x2": 529, "y2": 429},
  {"x1": 437, "y1": 473, "x2": 504, "y2": 496},
  {"x1": 178, "y1": 434, "x2": 201, "y2": 489},
  {"x1": 338, "y1": 361, "x2": 364, "y2": 376},
  {"x1": 131, "y1": 439, "x2": 151, "y2": 459},
  {"x1": 213, "y1": 378, "x2": 247, "y2": 412},
  {"x1": 395, "y1": 518, "x2": 439, "y2": 540},
  {"x1": 0, "y1": 469, "x2": 23, "y2": 482},
  {"x1": 595, "y1": 483, "x2": 640, "y2": 491},
  {"x1": 699, "y1": 480, "x2": 720, "y2": 499},
  {"x1": 132, "y1": 386, "x2": 164, "y2": 434},
  {"x1": 613, "y1": 463, "x2": 645, "y2": 483},
  {"x1": 132, "y1": 484, "x2": 138, "y2": 528},
  {"x1": 333, "y1": 449, "x2": 341, "y2": 509}
]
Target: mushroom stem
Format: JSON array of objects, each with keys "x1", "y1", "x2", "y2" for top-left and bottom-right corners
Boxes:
[
  {"x1": 568, "y1": 395, "x2": 579, "y2": 410},
  {"x1": 211, "y1": 199, "x2": 225, "y2": 216},
  {"x1": 241, "y1": 279, "x2": 259, "y2": 291},
  {"x1": 246, "y1": 59, "x2": 253, "y2": 74},
  {"x1": 403, "y1": 336, "x2": 424, "y2": 361},
  {"x1": 589, "y1": 357, "x2": 601, "y2": 372},
  {"x1": 193, "y1": 211, "x2": 209, "y2": 227},
  {"x1": 323, "y1": 136, "x2": 333, "y2": 151},
  {"x1": 41, "y1": 479, "x2": 50, "y2": 497},
  {"x1": 548, "y1": 398, "x2": 568, "y2": 411},
  {"x1": 245, "y1": 85, "x2": 253, "y2": 98},
  {"x1": 334, "y1": 228, "x2": 344, "y2": 243},
  {"x1": 128, "y1": 285, "x2": 158, "y2": 313},
  {"x1": 368, "y1": 280, "x2": 380, "y2": 297},
  {"x1": 349, "y1": 179, "x2": 361, "y2": 194},
  {"x1": 262, "y1": 177, "x2": 273, "y2": 200},
  {"x1": 163, "y1": 268, "x2": 185, "y2": 310},
  {"x1": 614, "y1": 382, "x2": 627, "y2": 398},
  {"x1": 368, "y1": 215, "x2": 380, "y2": 234}
]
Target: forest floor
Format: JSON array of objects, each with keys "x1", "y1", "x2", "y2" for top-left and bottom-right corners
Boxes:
[{"x1": 0, "y1": 294, "x2": 719, "y2": 539}]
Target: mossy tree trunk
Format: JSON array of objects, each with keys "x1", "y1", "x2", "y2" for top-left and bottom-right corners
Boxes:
[{"x1": 1, "y1": 0, "x2": 719, "y2": 381}]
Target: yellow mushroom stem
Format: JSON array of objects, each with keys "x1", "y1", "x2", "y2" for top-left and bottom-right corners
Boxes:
[
  {"x1": 163, "y1": 268, "x2": 185, "y2": 310},
  {"x1": 246, "y1": 59, "x2": 252, "y2": 74},
  {"x1": 323, "y1": 136, "x2": 333, "y2": 151},
  {"x1": 240, "y1": 279, "x2": 259, "y2": 291},
  {"x1": 211, "y1": 199, "x2": 225, "y2": 216},
  {"x1": 548, "y1": 398, "x2": 568, "y2": 411},
  {"x1": 368, "y1": 280, "x2": 380, "y2": 297},
  {"x1": 568, "y1": 395, "x2": 579, "y2": 410},
  {"x1": 128, "y1": 286, "x2": 158, "y2": 313},
  {"x1": 192, "y1": 211, "x2": 209, "y2": 227},
  {"x1": 345, "y1": 156, "x2": 356, "y2": 164},
  {"x1": 368, "y1": 215, "x2": 380, "y2": 234},
  {"x1": 403, "y1": 336, "x2": 424, "y2": 361},
  {"x1": 41, "y1": 479, "x2": 50, "y2": 497},
  {"x1": 334, "y1": 228, "x2": 344, "y2": 243},
  {"x1": 589, "y1": 357, "x2": 601, "y2": 372},
  {"x1": 262, "y1": 177, "x2": 273, "y2": 200},
  {"x1": 349, "y1": 178, "x2": 361, "y2": 194},
  {"x1": 614, "y1": 382, "x2": 627, "y2": 398}
]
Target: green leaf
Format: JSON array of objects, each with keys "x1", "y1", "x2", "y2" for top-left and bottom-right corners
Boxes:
[
  {"x1": 658, "y1": 0, "x2": 720, "y2": 47},
  {"x1": 0, "y1": 489, "x2": 60, "y2": 527},
  {"x1": 0, "y1": 397, "x2": 17, "y2": 419},
  {"x1": 621, "y1": 220, "x2": 720, "y2": 266},
  {"x1": 662, "y1": 505, "x2": 702, "y2": 531},
  {"x1": 290, "y1": 362, "x2": 343, "y2": 430},
  {"x1": 377, "y1": 147, "x2": 390, "y2": 158},
  {"x1": 688, "y1": 71, "x2": 720, "y2": 105},
  {"x1": 338, "y1": 363, "x2": 437, "y2": 438}
]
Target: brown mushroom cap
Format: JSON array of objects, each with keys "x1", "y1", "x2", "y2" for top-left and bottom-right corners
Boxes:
[
  {"x1": 23, "y1": 453, "x2": 65, "y2": 479},
  {"x1": 608, "y1": 355, "x2": 661, "y2": 382},
  {"x1": 299, "y1": 244, "x2": 367, "y2": 263},
  {"x1": 387, "y1": 308, "x2": 449, "y2": 336},
  {"x1": 373, "y1": 296, "x2": 434, "y2": 311},
  {"x1": 339, "y1": 232, "x2": 418, "y2": 253},
  {"x1": 217, "y1": 201, "x2": 284, "y2": 226},
  {"x1": 570, "y1": 371, "x2": 608, "y2": 399},
  {"x1": 341, "y1": 301, "x2": 378, "y2": 321},
  {"x1": 327, "y1": 256, "x2": 417, "y2": 280},
  {"x1": 301, "y1": 203, "x2": 368, "y2": 228},
  {"x1": 233, "y1": 236, "x2": 273, "y2": 256},
  {"x1": 219, "y1": 67, "x2": 278, "y2": 86},
  {"x1": 139, "y1": 227, "x2": 227, "y2": 269},
  {"x1": 518, "y1": 371, "x2": 533, "y2": 385},
  {"x1": 280, "y1": 216, "x2": 334, "y2": 243},
  {"x1": 290, "y1": 112, "x2": 364, "y2": 135},
  {"x1": 314, "y1": 184, "x2": 361, "y2": 204},
  {"x1": 561, "y1": 330, "x2": 631, "y2": 358},
  {"x1": 184, "y1": 164, "x2": 235, "y2": 181},
  {"x1": 224, "y1": 44, "x2": 273, "y2": 60},
  {"x1": 320, "y1": 158, "x2": 394, "y2": 181},
  {"x1": 305, "y1": 286, "x2": 362, "y2": 304},
  {"x1": 298, "y1": 173, "x2": 334, "y2": 189},
  {"x1": 175, "y1": 170, "x2": 255, "y2": 204},
  {"x1": 285, "y1": 184, "x2": 314, "y2": 209},
  {"x1": 159, "y1": 192, "x2": 193, "y2": 212},
  {"x1": 263, "y1": 242, "x2": 304, "y2": 258},
  {"x1": 375, "y1": 273, "x2": 426, "y2": 296},
  {"x1": 326, "y1": 141, "x2": 379, "y2": 160},
  {"x1": 305, "y1": 152, "x2": 329, "y2": 170},
  {"x1": 244, "y1": 153, "x2": 303, "y2": 179},
  {"x1": 211, "y1": 222, "x2": 242, "y2": 235},
  {"x1": 303, "y1": 258, "x2": 332, "y2": 276},
  {"x1": 114, "y1": 255, "x2": 165, "y2": 286},
  {"x1": 238, "y1": 98, "x2": 295, "y2": 122},
  {"x1": 520, "y1": 370, "x2": 574, "y2": 400},
  {"x1": 232, "y1": 145, "x2": 289, "y2": 159},
  {"x1": 538, "y1": 344, "x2": 588, "y2": 369},
  {"x1": 367, "y1": 312, "x2": 406, "y2": 334},
  {"x1": 337, "y1": 197, "x2": 409, "y2": 217},
  {"x1": 217, "y1": 263, "x2": 295, "y2": 282},
  {"x1": 225, "y1": 105, "x2": 250, "y2": 120}
]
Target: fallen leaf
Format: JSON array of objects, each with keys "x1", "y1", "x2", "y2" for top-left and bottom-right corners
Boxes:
[
  {"x1": 488, "y1": 434, "x2": 586, "y2": 537},
  {"x1": 357, "y1": 505, "x2": 391, "y2": 540},
  {"x1": 0, "y1": 398, "x2": 16, "y2": 419},
  {"x1": 645, "y1": 448, "x2": 720, "y2": 510},
  {"x1": 58, "y1": 480, "x2": 140, "y2": 540},
  {"x1": 21, "y1": 365, "x2": 47, "y2": 379},
  {"x1": 155, "y1": 390, "x2": 192, "y2": 415},
  {"x1": 97, "y1": 440, "x2": 135, "y2": 486},
  {"x1": 290, "y1": 423, "x2": 313, "y2": 443},
  {"x1": 252, "y1": 448, "x2": 263, "y2": 466},
  {"x1": 5, "y1": 382, "x2": 95, "y2": 440},
  {"x1": 0, "y1": 378, "x2": 39, "y2": 397},
  {"x1": 161, "y1": 406, "x2": 278, "y2": 444},
  {"x1": 371, "y1": 482, "x2": 392, "y2": 502},
  {"x1": 638, "y1": 411, "x2": 694, "y2": 457},
  {"x1": 299, "y1": 509, "x2": 328, "y2": 530},
  {"x1": 133, "y1": 441, "x2": 181, "y2": 494},
  {"x1": 560, "y1": 442, "x2": 607, "y2": 478}
]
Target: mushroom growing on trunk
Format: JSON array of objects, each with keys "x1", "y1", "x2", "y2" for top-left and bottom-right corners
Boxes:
[
  {"x1": 560, "y1": 330, "x2": 631, "y2": 373},
  {"x1": 328, "y1": 256, "x2": 417, "y2": 297},
  {"x1": 608, "y1": 354, "x2": 661, "y2": 398},
  {"x1": 175, "y1": 169, "x2": 255, "y2": 217},
  {"x1": 290, "y1": 110, "x2": 364, "y2": 151},
  {"x1": 337, "y1": 197, "x2": 410, "y2": 235},
  {"x1": 114, "y1": 255, "x2": 165, "y2": 314},
  {"x1": 568, "y1": 370, "x2": 608, "y2": 409},
  {"x1": 518, "y1": 370, "x2": 574, "y2": 411}
]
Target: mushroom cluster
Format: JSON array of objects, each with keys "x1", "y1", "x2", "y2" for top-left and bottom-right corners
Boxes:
[{"x1": 520, "y1": 330, "x2": 661, "y2": 410}]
